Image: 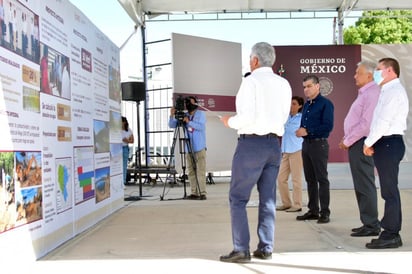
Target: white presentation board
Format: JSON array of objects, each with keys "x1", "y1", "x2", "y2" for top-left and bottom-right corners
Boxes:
[
  {"x1": 0, "y1": 0, "x2": 123, "y2": 260},
  {"x1": 171, "y1": 32, "x2": 241, "y2": 172}
]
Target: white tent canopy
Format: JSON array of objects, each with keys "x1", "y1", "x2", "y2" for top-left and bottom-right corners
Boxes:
[{"x1": 118, "y1": 0, "x2": 412, "y2": 27}]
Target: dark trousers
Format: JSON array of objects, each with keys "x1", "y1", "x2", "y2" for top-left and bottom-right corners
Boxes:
[
  {"x1": 348, "y1": 138, "x2": 379, "y2": 228},
  {"x1": 302, "y1": 139, "x2": 330, "y2": 216},
  {"x1": 229, "y1": 134, "x2": 281, "y2": 253},
  {"x1": 373, "y1": 135, "x2": 405, "y2": 239}
]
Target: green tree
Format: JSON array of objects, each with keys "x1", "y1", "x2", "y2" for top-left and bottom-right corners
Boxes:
[{"x1": 344, "y1": 10, "x2": 412, "y2": 44}]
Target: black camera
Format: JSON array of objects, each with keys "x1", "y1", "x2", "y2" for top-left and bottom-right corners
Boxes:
[
  {"x1": 174, "y1": 95, "x2": 187, "y2": 121},
  {"x1": 174, "y1": 95, "x2": 198, "y2": 121}
]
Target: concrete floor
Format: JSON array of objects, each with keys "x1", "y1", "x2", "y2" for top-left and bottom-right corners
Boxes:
[{"x1": 34, "y1": 163, "x2": 412, "y2": 273}]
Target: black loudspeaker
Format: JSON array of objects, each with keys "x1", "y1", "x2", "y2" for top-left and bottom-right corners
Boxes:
[{"x1": 121, "y1": 82, "x2": 146, "y2": 102}]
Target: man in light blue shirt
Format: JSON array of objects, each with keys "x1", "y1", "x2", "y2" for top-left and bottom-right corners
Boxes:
[{"x1": 169, "y1": 96, "x2": 207, "y2": 200}]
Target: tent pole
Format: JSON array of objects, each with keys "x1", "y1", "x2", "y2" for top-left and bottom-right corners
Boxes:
[
  {"x1": 337, "y1": 9, "x2": 344, "y2": 44},
  {"x1": 141, "y1": 24, "x2": 149, "y2": 168}
]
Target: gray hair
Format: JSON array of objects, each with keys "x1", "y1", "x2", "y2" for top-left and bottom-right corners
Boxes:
[
  {"x1": 251, "y1": 42, "x2": 276, "y2": 67},
  {"x1": 357, "y1": 60, "x2": 376, "y2": 74}
]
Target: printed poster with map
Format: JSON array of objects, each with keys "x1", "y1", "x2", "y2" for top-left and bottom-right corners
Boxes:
[{"x1": 55, "y1": 157, "x2": 72, "y2": 213}]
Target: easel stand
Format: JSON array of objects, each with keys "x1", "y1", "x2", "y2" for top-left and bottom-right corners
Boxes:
[{"x1": 160, "y1": 119, "x2": 200, "y2": 201}]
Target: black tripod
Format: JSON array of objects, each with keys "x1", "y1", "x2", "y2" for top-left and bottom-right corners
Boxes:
[{"x1": 160, "y1": 119, "x2": 200, "y2": 200}]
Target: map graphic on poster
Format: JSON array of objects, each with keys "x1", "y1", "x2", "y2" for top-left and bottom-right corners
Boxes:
[
  {"x1": 55, "y1": 157, "x2": 73, "y2": 213},
  {"x1": 74, "y1": 146, "x2": 95, "y2": 204}
]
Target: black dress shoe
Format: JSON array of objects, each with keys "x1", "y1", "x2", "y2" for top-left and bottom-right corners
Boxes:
[
  {"x1": 366, "y1": 236, "x2": 402, "y2": 249},
  {"x1": 317, "y1": 214, "x2": 330, "y2": 224},
  {"x1": 350, "y1": 227, "x2": 380, "y2": 237},
  {"x1": 352, "y1": 225, "x2": 364, "y2": 232},
  {"x1": 252, "y1": 249, "x2": 272, "y2": 260},
  {"x1": 200, "y1": 195, "x2": 207, "y2": 200},
  {"x1": 296, "y1": 211, "x2": 319, "y2": 221},
  {"x1": 220, "y1": 250, "x2": 251, "y2": 263}
]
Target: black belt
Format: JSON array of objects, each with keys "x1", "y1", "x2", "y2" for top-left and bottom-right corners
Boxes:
[
  {"x1": 304, "y1": 138, "x2": 327, "y2": 143},
  {"x1": 240, "y1": 133, "x2": 278, "y2": 139},
  {"x1": 381, "y1": 134, "x2": 402, "y2": 139}
]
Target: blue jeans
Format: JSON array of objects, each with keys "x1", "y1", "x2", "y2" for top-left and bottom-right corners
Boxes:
[
  {"x1": 229, "y1": 134, "x2": 281, "y2": 253},
  {"x1": 122, "y1": 146, "x2": 129, "y2": 185}
]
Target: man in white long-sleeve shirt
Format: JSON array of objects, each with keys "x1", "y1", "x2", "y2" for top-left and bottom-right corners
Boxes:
[
  {"x1": 363, "y1": 57, "x2": 408, "y2": 249},
  {"x1": 219, "y1": 42, "x2": 291, "y2": 263}
]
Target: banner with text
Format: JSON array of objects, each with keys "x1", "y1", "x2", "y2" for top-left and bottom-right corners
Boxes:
[{"x1": 0, "y1": 0, "x2": 123, "y2": 260}]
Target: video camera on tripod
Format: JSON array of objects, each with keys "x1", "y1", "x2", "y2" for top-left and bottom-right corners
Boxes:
[
  {"x1": 174, "y1": 95, "x2": 198, "y2": 122},
  {"x1": 174, "y1": 95, "x2": 187, "y2": 121}
]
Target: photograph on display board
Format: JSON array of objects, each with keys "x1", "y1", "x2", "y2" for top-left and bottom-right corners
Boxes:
[
  {"x1": 22, "y1": 86, "x2": 40, "y2": 113},
  {"x1": 0, "y1": 151, "x2": 16, "y2": 233},
  {"x1": 40, "y1": 43, "x2": 71, "y2": 99},
  {"x1": 95, "y1": 166, "x2": 110, "y2": 203},
  {"x1": 57, "y1": 125, "x2": 72, "y2": 142},
  {"x1": 15, "y1": 185, "x2": 42, "y2": 225},
  {"x1": 15, "y1": 151, "x2": 41, "y2": 188},
  {"x1": 56, "y1": 103, "x2": 71, "y2": 121},
  {"x1": 93, "y1": 119, "x2": 110, "y2": 153},
  {"x1": 108, "y1": 64, "x2": 121, "y2": 103},
  {"x1": 0, "y1": 0, "x2": 40, "y2": 63}
]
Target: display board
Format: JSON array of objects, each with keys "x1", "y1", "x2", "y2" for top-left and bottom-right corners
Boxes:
[{"x1": 0, "y1": 0, "x2": 123, "y2": 260}]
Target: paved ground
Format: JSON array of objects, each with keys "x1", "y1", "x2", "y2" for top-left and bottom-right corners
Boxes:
[{"x1": 36, "y1": 163, "x2": 412, "y2": 274}]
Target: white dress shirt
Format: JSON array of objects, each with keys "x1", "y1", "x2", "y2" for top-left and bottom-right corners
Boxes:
[
  {"x1": 364, "y1": 78, "x2": 409, "y2": 147},
  {"x1": 228, "y1": 67, "x2": 292, "y2": 136}
]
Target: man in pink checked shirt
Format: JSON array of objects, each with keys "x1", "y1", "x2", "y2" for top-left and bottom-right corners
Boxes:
[{"x1": 339, "y1": 61, "x2": 381, "y2": 237}]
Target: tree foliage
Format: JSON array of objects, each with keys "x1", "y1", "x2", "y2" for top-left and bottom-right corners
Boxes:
[{"x1": 343, "y1": 10, "x2": 412, "y2": 44}]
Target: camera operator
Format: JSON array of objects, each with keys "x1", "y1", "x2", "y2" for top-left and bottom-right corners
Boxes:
[{"x1": 169, "y1": 96, "x2": 207, "y2": 200}]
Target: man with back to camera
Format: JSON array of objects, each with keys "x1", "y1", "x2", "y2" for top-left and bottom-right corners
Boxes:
[
  {"x1": 219, "y1": 42, "x2": 292, "y2": 263},
  {"x1": 296, "y1": 75, "x2": 334, "y2": 224},
  {"x1": 339, "y1": 61, "x2": 381, "y2": 237},
  {"x1": 169, "y1": 96, "x2": 207, "y2": 200},
  {"x1": 363, "y1": 57, "x2": 408, "y2": 249}
]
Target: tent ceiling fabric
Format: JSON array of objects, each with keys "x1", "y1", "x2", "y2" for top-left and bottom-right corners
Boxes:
[{"x1": 118, "y1": 0, "x2": 412, "y2": 26}]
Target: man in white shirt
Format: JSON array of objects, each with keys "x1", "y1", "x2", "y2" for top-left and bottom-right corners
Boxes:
[
  {"x1": 61, "y1": 56, "x2": 71, "y2": 99},
  {"x1": 219, "y1": 42, "x2": 291, "y2": 263},
  {"x1": 363, "y1": 57, "x2": 408, "y2": 249}
]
